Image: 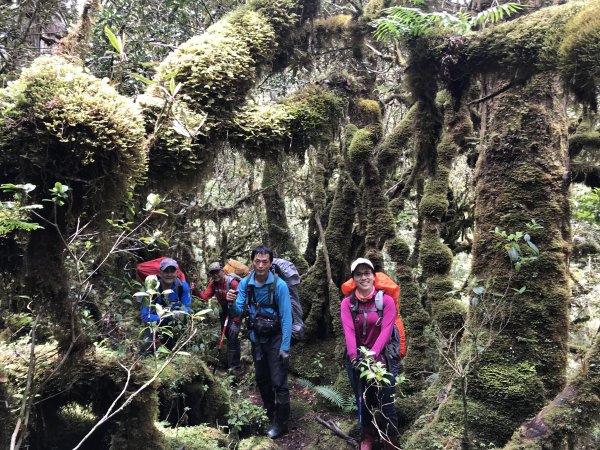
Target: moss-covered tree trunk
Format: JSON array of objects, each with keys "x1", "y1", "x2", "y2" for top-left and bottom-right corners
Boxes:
[
  {"x1": 261, "y1": 154, "x2": 304, "y2": 265},
  {"x1": 466, "y1": 73, "x2": 571, "y2": 446}
]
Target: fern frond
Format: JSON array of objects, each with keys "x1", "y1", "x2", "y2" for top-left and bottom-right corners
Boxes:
[
  {"x1": 296, "y1": 378, "x2": 357, "y2": 413},
  {"x1": 374, "y1": 2, "x2": 524, "y2": 41}
]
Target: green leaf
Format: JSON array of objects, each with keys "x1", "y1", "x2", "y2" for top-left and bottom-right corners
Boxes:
[
  {"x1": 130, "y1": 73, "x2": 157, "y2": 85},
  {"x1": 526, "y1": 241, "x2": 539, "y2": 254},
  {"x1": 104, "y1": 25, "x2": 123, "y2": 53}
]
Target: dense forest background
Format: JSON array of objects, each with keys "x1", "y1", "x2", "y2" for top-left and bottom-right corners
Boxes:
[{"x1": 1, "y1": 0, "x2": 599, "y2": 449}]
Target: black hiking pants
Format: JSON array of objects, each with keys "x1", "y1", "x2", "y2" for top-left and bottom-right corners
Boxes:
[
  {"x1": 251, "y1": 333, "x2": 290, "y2": 422},
  {"x1": 346, "y1": 356, "x2": 399, "y2": 440},
  {"x1": 219, "y1": 307, "x2": 241, "y2": 372}
]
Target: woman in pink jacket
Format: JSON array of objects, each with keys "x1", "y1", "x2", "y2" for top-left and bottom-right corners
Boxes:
[{"x1": 341, "y1": 258, "x2": 398, "y2": 450}]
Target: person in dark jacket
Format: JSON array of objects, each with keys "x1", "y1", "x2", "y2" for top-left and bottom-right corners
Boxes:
[
  {"x1": 198, "y1": 261, "x2": 242, "y2": 375},
  {"x1": 140, "y1": 258, "x2": 192, "y2": 353},
  {"x1": 341, "y1": 258, "x2": 398, "y2": 450},
  {"x1": 227, "y1": 245, "x2": 292, "y2": 439}
]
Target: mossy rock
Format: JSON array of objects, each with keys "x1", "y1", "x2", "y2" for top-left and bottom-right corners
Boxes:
[
  {"x1": 156, "y1": 355, "x2": 229, "y2": 425},
  {"x1": 160, "y1": 424, "x2": 229, "y2": 450},
  {"x1": 291, "y1": 338, "x2": 341, "y2": 384},
  {"x1": 237, "y1": 436, "x2": 278, "y2": 450}
]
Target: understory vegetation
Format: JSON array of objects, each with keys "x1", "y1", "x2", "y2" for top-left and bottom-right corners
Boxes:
[{"x1": 1, "y1": 0, "x2": 599, "y2": 449}]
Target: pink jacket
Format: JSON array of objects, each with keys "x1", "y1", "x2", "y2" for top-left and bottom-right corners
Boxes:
[{"x1": 340, "y1": 291, "x2": 395, "y2": 361}]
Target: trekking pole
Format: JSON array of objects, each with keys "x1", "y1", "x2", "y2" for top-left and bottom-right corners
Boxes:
[{"x1": 219, "y1": 314, "x2": 229, "y2": 349}]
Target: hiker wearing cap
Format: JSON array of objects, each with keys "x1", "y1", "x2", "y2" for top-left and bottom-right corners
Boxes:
[
  {"x1": 227, "y1": 245, "x2": 292, "y2": 440},
  {"x1": 140, "y1": 258, "x2": 192, "y2": 352},
  {"x1": 341, "y1": 258, "x2": 399, "y2": 450},
  {"x1": 198, "y1": 261, "x2": 242, "y2": 375}
]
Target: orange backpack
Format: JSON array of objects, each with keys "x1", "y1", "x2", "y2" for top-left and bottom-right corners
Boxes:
[{"x1": 342, "y1": 272, "x2": 407, "y2": 358}]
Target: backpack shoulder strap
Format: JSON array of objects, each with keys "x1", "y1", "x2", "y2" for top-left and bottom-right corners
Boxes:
[
  {"x1": 176, "y1": 278, "x2": 184, "y2": 300},
  {"x1": 349, "y1": 292, "x2": 359, "y2": 320},
  {"x1": 226, "y1": 274, "x2": 233, "y2": 292},
  {"x1": 268, "y1": 274, "x2": 278, "y2": 311},
  {"x1": 375, "y1": 290, "x2": 384, "y2": 325}
]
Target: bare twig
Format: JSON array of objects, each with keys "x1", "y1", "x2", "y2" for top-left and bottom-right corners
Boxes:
[{"x1": 315, "y1": 415, "x2": 357, "y2": 447}]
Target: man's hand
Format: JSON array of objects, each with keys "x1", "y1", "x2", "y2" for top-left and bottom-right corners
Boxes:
[
  {"x1": 226, "y1": 289, "x2": 238, "y2": 302},
  {"x1": 279, "y1": 349, "x2": 290, "y2": 369}
]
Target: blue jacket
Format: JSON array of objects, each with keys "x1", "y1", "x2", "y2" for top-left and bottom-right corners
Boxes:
[
  {"x1": 141, "y1": 278, "x2": 192, "y2": 323},
  {"x1": 233, "y1": 271, "x2": 292, "y2": 352}
]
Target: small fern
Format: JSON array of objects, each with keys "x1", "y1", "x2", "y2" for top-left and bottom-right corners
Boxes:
[
  {"x1": 296, "y1": 378, "x2": 357, "y2": 413},
  {"x1": 374, "y1": 2, "x2": 524, "y2": 40},
  {"x1": 0, "y1": 184, "x2": 43, "y2": 236}
]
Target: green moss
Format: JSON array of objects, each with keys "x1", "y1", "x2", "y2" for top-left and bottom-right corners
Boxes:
[
  {"x1": 344, "y1": 123, "x2": 359, "y2": 147},
  {"x1": 558, "y1": 0, "x2": 600, "y2": 107},
  {"x1": 419, "y1": 193, "x2": 449, "y2": 220},
  {"x1": 387, "y1": 238, "x2": 411, "y2": 263},
  {"x1": 290, "y1": 339, "x2": 340, "y2": 384},
  {"x1": 420, "y1": 237, "x2": 453, "y2": 276},
  {"x1": 237, "y1": 436, "x2": 279, "y2": 449},
  {"x1": 377, "y1": 103, "x2": 416, "y2": 172},
  {"x1": 348, "y1": 128, "x2": 375, "y2": 163},
  {"x1": 0, "y1": 55, "x2": 146, "y2": 211},
  {"x1": 363, "y1": 0, "x2": 387, "y2": 21},
  {"x1": 232, "y1": 85, "x2": 344, "y2": 159},
  {"x1": 160, "y1": 424, "x2": 229, "y2": 450}
]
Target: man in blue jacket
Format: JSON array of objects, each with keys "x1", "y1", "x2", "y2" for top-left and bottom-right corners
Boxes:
[
  {"x1": 140, "y1": 258, "x2": 192, "y2": 352},
  {"x1": 227, "y1": 245, "x2": 292, "y2": 439}
]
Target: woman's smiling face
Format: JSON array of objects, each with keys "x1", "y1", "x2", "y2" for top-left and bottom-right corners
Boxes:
[{"x1": 353, "y1": 264, "x2": 374, "y2": 292}]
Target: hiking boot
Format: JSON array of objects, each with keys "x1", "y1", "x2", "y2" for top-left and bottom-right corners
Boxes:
[
  {"x1": 267, "y1": 403, "x2": 289, "y2": 439},
  {"x1": 360, "y1": 426, "x2": 375, "y2": 450}
]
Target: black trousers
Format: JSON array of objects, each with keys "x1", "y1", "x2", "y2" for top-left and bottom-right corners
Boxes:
[
  {"x1": 219, "y1": 308, "x2": 241, "y2": 371},
  {"x1": 251, "y1": 333, "x2": 289, "y2": 418},
  {"x1": 346, "y1": 356, "x2": 399, "y2": 439}
]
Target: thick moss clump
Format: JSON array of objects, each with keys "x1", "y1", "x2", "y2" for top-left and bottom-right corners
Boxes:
[
  {"x1": 137, "y1": 95, "x2": 211, "y2": 188},
  {"x1": 420, "y1": 237, "x2": 453, "y2": 277},
  {"x1": 0, "y1": 55, "x2": 146, "y2": 211},
  {"x1": 419, "y1": 192, "x2": 449, "y2": 221},
  {"x1": 233, "y1": 85, "x2": 345, "y2": 160},
  {"x1": 558, "y1": 1, "x2": 600, "y2": 108},
  {"x1": 469, "y1": 363, "x2": 545, "y2": 410},
  {"x1": 348, "y1": 128, "x2": 376, "y2": 163},
  {"x1": 160, "y1": 424, "x2": 229, "y2": 450},
  {"x1": 377, "y1": 104, "x2": 416, "y2": 173},
  {"x1": 387, "y1": 237, "x2": 411, "y2": 263},
  {"x1": 291, "y1": 338, "x2": 340, "y2": 384},
  {"x1": 157, "y1": 356, "x2": 229, "y2": 426}
]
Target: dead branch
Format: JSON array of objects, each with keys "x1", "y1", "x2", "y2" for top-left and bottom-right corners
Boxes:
[{"x1": 315, "y1": 415, "x2": 357, "y2": 448}]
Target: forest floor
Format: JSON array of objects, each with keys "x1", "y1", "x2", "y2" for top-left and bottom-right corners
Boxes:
[{"x1": 240, "y1": 375, "x2": 358, "y2": 450}]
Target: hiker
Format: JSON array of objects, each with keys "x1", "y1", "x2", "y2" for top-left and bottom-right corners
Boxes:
[
  {"x1": 341, "y1": 258, "x2": 399, "y2": 450},
  {"x1": 197, "y1": 261, "x2": 242, "y2": 375},
  {"x1": 227, "y1": 245, "x2": 292, "y2": 439},
  {"x1": 140, "y1": 258, "x2": 192, "y2": 352}
]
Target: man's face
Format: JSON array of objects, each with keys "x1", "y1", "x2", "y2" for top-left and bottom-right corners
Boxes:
[
  {"x1": 160, "y1": 267, "x2": 177, "y2": 284},
  {"x1": 210, "y1": 269, "x2": 225, "y2": 282},
  {"x1": 252, "y1": 252, "x2": 272, "y2": 278}
]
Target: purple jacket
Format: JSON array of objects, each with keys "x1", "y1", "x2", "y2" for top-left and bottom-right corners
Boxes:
[{"x1": 340, "y1": 291, "x2": 395, "y2": 361}]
